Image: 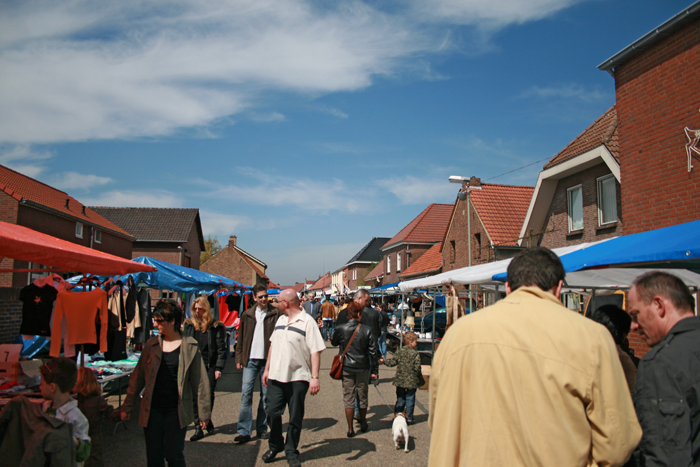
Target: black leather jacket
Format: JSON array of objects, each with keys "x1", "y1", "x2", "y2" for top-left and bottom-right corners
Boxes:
[
  {"x1": 182, "y1": 320, "x2": 227, "y2": 372},
  {"x1": 331, "y1": 319, "x2": 379, "y2": 374}
]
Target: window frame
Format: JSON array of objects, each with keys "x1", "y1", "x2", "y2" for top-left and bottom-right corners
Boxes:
[
  {"x1": 566, "y1": 185, "x2": 584, "y2": 232},
  {"x1": 75, "y1": 222, "x2": 84, "y2": 239},
  {"x1": 387, "y1": 255, "x2": 391, "y2": 274},
  {"x1": 596, "y1": 174, "x2": 618, "y2": 226},
  {"x1": 94, "y1": 229, "x2": 102, "y2": 244},
  {"x1": 397, "y1": 252, "x2": 402, "y2": 272}
]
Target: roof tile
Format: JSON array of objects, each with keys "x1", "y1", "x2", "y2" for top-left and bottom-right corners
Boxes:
[
  {"x1": 384, "y1": 203, "x2": 453, "y2": 249},
  {"x1": 0, "y1": 164, "x2": 133, "y2": 238},
  {"x1": 469, "y1": 183, "x2": 535, "y2": 246},
  {"x1": 91, "y1": 207, "x2": 200, "y2": 244},
  {"x1": 400, "y1": 243, "x2": 442, "y2": 278},
  {"x1": 544, "y1": 105, "x2": 618, "y2": 169}
]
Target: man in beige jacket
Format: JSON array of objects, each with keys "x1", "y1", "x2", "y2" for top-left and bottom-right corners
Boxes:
[{"x1": 429, "y1": 247, "x2": 641, "y2": 466}]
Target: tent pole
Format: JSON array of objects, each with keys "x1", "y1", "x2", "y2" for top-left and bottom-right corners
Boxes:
[{"x1": 432, "y1": 287, "x2": 436, "y2": 358}]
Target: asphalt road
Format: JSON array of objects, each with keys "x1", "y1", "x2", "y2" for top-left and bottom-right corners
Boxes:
[{"x1": 103, "y1": 341, "x2": 432, "y2": 467}]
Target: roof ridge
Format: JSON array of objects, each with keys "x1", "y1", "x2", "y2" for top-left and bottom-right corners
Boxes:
[{"x1": 0, "y1": 163, "x2": 70, "y2": 197}]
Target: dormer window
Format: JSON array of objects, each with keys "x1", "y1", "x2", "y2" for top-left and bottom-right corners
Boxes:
[{"x1": 76, "y1": 222, "x2": 84, "y2": 239}]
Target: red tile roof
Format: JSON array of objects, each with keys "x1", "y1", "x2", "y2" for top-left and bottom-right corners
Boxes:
[
  {"x1": 465, "y1": 183, "x2": 534, "y2": 246},
  {"x1": 267, "y1": 280, "x2": 280, "y2": 289},
  {"x1": 400, "y1": 243, "x2": 442, "y2": 278},
  {"x1": 364, "y1": 259, "x2": 385, "y2": 280},
  {"x1": 544, "y1": 105, "x2": 618, "y2": 169},
  {"x1": 383, "y1": 203, "x2": 453, "y2": 250},
  {"x1": 0, "y1": 164, "x2": 133, "y2": 239},
  {"x1": 309, "y1": 273, "x2": 332, "y2": 291},
  {"x1": 234, "y1": 246, "x2": 270, "y2": 282}
]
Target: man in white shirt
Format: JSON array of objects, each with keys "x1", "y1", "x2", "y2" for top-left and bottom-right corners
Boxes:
[
  {"x1": 262, "y1": 289, "x2": 325, "y2": 467},
  {"x1": 234, "y1": 284, "x2": 280, "y2": 444}
]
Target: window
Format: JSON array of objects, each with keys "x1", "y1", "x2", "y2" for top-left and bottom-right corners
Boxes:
[
  {"x1": 567, "y1": 185, "x2": 583, "y2": 232},
  {"x1": 597, "y1": 174, "x2": 617, "y2": 225},
  {"x1": 397, "y1": 252, "x2": 402, "y2": 272},
  {"x1": 352, "y1": 268, "x2": 357, "y2": 281},
  {"x1": 475, "y1": 233, "x2": 481, "y2": 259},
  {"x1": 387, "y1": 255, "x2": 391, "y2": 274},
  {"x1": 450, "y1": 240, "x2": 456, "y2": 263},
  {"x1": 75, "y1": 222, "x2": 83, "y2": 239},
  {"x1": 94, "y1": 230, "x2": 102, "y2": 244}
]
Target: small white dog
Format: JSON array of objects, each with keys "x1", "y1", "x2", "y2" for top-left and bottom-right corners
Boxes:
[{"x1": 392, "y1": 412, "x2": 410, "y2": 452}]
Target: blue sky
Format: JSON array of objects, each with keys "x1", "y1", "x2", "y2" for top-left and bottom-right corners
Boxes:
[{"x1": 0, "y1": 0, "x2": 691, "y2": 285}]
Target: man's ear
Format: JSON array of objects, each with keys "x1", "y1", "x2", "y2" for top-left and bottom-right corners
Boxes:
[
  {"x1": 552, "y1": 280, "x2": 564, "y2": 300},
  {"x1": 505, "y1": 282, "x2": 512, "y2": 296},
  {"x1": 654, "y1": 296, "x2": 666, "y2": 319}
]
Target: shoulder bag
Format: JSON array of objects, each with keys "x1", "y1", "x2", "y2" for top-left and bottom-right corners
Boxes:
[{"x1": 330, "y1": 323, "x2": 360, "y2": 380}]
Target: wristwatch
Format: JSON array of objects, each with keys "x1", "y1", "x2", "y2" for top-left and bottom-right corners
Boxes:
[{"x1": 311, "y1": 376, "x2": 319, "y2": 380}]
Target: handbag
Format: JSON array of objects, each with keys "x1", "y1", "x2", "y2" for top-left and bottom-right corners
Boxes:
[{"x1": 330, "y1": 323, "x2": 361, "y2": 380}]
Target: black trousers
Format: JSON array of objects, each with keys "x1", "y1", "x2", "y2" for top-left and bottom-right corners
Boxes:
[
  {"x1": 193, "y1": 366, "x2": 217, "y2": 424},
  {"x1": 265, "y1": 379, "x2": 309, "y2": 460},
  {"x1": 143, "y1": 406, "x2": 187, "y2": 467}
]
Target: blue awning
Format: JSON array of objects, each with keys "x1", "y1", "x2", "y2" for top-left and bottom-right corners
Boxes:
[
  {"x1": 69, "y1": 256, "x2": 251, "y2": 294},
  {"x1": 492, "y1": 219, "x2": 700, "y2": 282},
  {"x1": 368, "y1": 282, "x2": 400, "y2": 292}
]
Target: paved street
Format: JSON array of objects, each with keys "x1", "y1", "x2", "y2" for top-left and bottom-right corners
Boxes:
[{"x1": 103, "y1": 342, "x2": 431, "y2": 467}]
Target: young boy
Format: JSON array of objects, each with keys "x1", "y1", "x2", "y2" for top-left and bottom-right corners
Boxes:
[
  {"x1": 382, "y1": 331, "x2": 425, "y2": 424},
  {"x1": 40, "y1": 357, "x2": 91, "y2": 463}
]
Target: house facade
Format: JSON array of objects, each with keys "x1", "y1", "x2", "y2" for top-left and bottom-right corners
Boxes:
[
  {"x1": 444, "y1": 181, "x2": 534, "y2": 271},
  {"x1": 381, "y1": 203, "x2": 453, "y2": 285},
  {"x1": 341, "y1": 237, "x2": 390, "y2": 292},
  {"x1": 519, "y1": 106, "x2": 622, "y2": 249},
  {"x1": 199, "y1": 236, "x2": 272, "y2": 287},
  {"x1": 91, "y1": 207, "x2": 204, "y2": 270},
  {"x1": 598, "y1": 4, "x2": 700, "y2": 234}
]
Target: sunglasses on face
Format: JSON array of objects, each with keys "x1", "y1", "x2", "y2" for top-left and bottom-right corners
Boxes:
[{"x1": 256, "y1": 294, "x2": 268, "y2": 299}]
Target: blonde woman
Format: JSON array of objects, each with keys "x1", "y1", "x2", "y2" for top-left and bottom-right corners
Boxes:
[{"x1": 183, "y1": 296, "x2": 227, "y2": 441}]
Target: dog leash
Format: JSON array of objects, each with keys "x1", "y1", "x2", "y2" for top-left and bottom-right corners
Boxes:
[{"x1": 372, "y1": 378, "x2": 395, "y2": 412}]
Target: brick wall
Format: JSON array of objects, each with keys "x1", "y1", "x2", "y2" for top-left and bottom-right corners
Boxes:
[
  {"x1": 183, "y1": 223, "x2": 202, "y2": 270},
  {"x1": 384, "y1": 244, "x2": 432, "y2": 284},
  {"x1": 0, "y1": 287, "x2": 22, "y2": 344},
  {"x1": 200, "y1": 247, "x2": 258, "y2": 286},
  {"x1": 614, "y1": 18, "x2": 700, "y2": 234},
  {"x1": 0, "y1": 193, "x2": 19, "y2": 287},
  {"x1": 442, "y1": 197, "x2": 497, "y2": 271},
  {"x1": 540, "y1": 163, "x2": 623, "y2": 249},
  {"x1": 627, "y1": 331, "x2": 649, "y2": 359}
]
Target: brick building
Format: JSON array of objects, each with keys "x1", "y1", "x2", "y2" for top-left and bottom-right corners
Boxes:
[
  {"x1": 199, "y1": 236, "x2": 272, "y2": 287},
  {"x1": 598, "y1": 3, "x2": 700, "y2": 234},
  {"x1": 519, "y1": 106, "x2": 622, "y2": 249},
  {"x1": 0, "y1": 164, "x2": 134, "y2": 343},
  {"x1": 380, "y1": 203, "x2": 453, "y2": 286},
  {"x1": 91, "y1": 207, "x2": 204, "y2": 270},
  {"x1": 443, "y1": 181, "x2": 534, "y2": 271},
  {"x1": 338, "y1": 237, "x2": 390, "y2": 292},
  {"x1": 399, "y1": 243, "x2": 443, "y2": 281}
]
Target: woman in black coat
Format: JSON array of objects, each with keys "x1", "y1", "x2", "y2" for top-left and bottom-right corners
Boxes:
[
  {"x1": 331, "y1": 301, "x2": 380, "y2": 437},
  {"x1": 183, "y1": 296, "x2": 227, "y2": 441}
]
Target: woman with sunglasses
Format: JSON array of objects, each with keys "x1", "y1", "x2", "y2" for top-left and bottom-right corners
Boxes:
[
  {"x1": 183, "y1": 296, "x2": 227, "y2": 441},
  {"x1": 117, "y1": 300, "x2": 210, "y2": 467}
]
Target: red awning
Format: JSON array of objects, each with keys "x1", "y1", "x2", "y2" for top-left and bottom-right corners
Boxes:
[{"x1": 0, "y1": 221, "x2": 157, "y2": 276}]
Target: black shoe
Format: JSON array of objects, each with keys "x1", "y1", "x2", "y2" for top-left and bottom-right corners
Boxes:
[
  {"x1": 206, "y1": 420, "x2": 215, "y2": 434},
  {"x1": 234, "y1": 435, "x2": 251, "y2": 444},
  {"x1": 347, "y1": 431, "x2": 355, "y2": 438},
  {"x1": 288, "y1": 458, "x2": 302, "y2": 467},
  {"x1": 258, "y1": 431, "x2": 270, "y2": 439},
  {"x1": 262, "y1": 450, "x2": 279, "y2": 463},
  {"x1": 359, "y1": 421, "x2": 369, "y2": 433},
  {"x1": 190, "y1": 426, "x2": 204, "y2": 442}
]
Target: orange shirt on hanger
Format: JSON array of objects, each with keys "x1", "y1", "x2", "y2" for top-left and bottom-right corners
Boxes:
[{"x1": 50, "y1": 288, "x2": 109, "y2": 357}]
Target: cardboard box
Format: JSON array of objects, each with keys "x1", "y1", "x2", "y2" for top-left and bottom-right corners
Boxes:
[
  {"x1": 419, "y1": 364, "x2": 431, "y2": 390},
  {"x1": 0, "y1": 362, "x2": 21, "y2": 380},
  {"x1": 0, "y1": 344, "x2": 23, "y2": 381}
]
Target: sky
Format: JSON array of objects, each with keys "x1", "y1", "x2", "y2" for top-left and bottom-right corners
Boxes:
[{"x1": 0, "y1": 0, "x2": 693, "y2": 285}]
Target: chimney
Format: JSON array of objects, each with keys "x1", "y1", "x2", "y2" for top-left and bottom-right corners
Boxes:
[
  {"x1": 229, "y1": 235, "x2": 237, "y2": 248},
  {"x1": 81, "y1": 206, "x2": 86, "y2": 215},
  {"x1": 65, "y1": 198, "x2": 70, "y2": 209},
  {"x1": 469, "y1": 176, "x2": 481, "y2": 187}
]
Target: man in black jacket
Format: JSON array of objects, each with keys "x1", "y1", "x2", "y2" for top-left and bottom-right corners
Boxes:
[
  {"x1": 234, "y1": 284, "x2": 280, "y2": 444},
  {"x1": 335, "y1": 289, "x2": 381, "y2": 341},
  {"x1": 627, "y1": 271, "x2": 700, "y2": 466}
]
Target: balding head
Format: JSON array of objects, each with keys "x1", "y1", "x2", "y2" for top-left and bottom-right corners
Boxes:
[{"x1": 280, "y1": 288, "x2": 299, "y2": 305}]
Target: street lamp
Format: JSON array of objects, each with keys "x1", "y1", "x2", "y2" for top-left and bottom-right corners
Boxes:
[{"x1": 449, "y1": 175, "x2": 482, "y2": 311}]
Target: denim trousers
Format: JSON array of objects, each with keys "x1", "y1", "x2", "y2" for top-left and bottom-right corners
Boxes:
[
  {"x1": 143, "y1": 406, "x2": 187, "y2": 467},
  {"x1": 266, "y1": 379, "x2": 308, "y2": 460},
  {"x1": 395, "y1": 387, "x2": 417, "y2": 421},
  {"x1": 237, "y1": 358, "x2": 268, "y2": 436},
  {"x1": 321, "y1": 319, "x2": 334, "y2": 341},
  {"x1": 378, "y1": 331, "x2": 388, "y2": 358}
]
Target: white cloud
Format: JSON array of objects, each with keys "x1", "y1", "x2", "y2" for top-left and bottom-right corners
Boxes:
[
  {"x1": 199, "y1": 210, "x2": 252, "y2": 237},
  {"x1": 0, "y1": 144, "x2": 53, "y2": 178},
  {"x1": 212, "y1": 167, "x2": 368, "y2": 214},
  {"x1": 50, "y1": 171, "x2": 112, "y2": 191},
  {"x1": 249, "y1": 112, "x2": 286, "y2": 123},
  {"x1": 81, "y1": 190, "x2": 183, "y2": 208},
  {"x1": 312, "y1": 105, "x2": 349, "y2": 119},
  {"x1": 378, "y1": 175, "x2": 457, "y2": 204},
  {"x1": 521, "y1": 83, "x2": 608, "y2": 102},
  {"x1": 0, "y1": 0, "x2": 587, "y2": 144}
]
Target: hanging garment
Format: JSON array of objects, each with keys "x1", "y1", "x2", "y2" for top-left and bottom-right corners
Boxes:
[
  {"x1": 125, "y1": 287, "x2": 141, "y2": 338},
  {"x1": 105, "y1": 285, "x2": 128, "y2": 361},
  {"x1": 18, "y1": 284, "x2": 58, "y2": 336},
  {"x1": 50, "y1": 288, "x2": 108, "y2": 357},
  {"x1": 132, "y1": 288, "x2": 150, "y2": 344},
  {"x1": 446, "y1": 284, "x2": 465, "y2": 330}
]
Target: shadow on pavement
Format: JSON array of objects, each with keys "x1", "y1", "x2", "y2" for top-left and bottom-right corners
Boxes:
[
  {"x1": 300, "y1": 437, "x2": 377, "y2": 462},
  {"x1": 302, "y1": 417, "x2": 339, "y2": 432}
]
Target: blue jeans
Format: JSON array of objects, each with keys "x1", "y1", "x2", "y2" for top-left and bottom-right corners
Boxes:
[
  {"x1": 378, "y1": 330, "x2": 388, "y2": 358},
  {"x1": 395, "y1": 387, "x2": 417, "y2": 421},
  {"x1": 238, "y1": 359, "x2": 268, "y2": 436},
  {"x1": 321, "y1": 319, "x2": 334, "y2": 341}
]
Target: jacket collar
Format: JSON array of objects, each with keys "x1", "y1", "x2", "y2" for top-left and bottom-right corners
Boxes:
[
  {"x1": 645, "y1": 315, "x2": 700, "y2": 359},
  {"x1": 507, "y1": 286, "x2": 564, "y2": 307}
]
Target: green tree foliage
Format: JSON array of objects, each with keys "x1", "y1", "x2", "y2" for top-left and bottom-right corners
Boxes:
[{"x1": 200, "y1": 235, "x2": 222, "y2": 265}]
